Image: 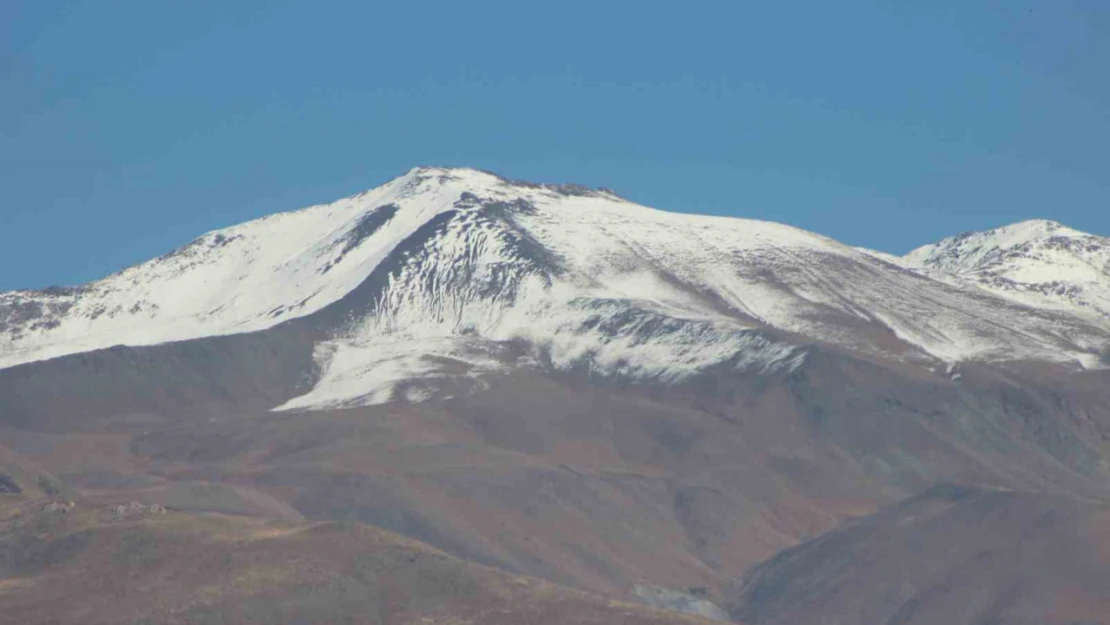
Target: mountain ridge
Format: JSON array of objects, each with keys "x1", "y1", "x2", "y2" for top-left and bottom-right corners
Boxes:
[
  {"x1": 902, "y1": 218, "x2": 1110, "y2": 321},
  {"x1": 2, "y1": 167, "x2": 1109, "y2": 411}
]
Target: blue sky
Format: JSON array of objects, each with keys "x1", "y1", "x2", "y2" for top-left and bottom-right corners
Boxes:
[{"x1": 2, "y1": 1, "x2": 1107, "y2": 291}]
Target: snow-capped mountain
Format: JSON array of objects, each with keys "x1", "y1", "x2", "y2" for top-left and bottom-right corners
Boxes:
[
  {"x1": 2, "y1": 168, "x2": 1108, "y2": 410},
  {"x1": 903, "y1": 219, "x2": 1110, "y2": 321},
  {"x1": 0, "y1": 170, "x2": 470, "y2": 367}
]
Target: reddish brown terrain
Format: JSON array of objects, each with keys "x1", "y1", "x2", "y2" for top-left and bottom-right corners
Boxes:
[
  {"x1": 0, "y1": 494, "x2": 720, "y2": 625},
  {"x1": 2, "y1": 340, "x2": 1110, "y2": 623}
]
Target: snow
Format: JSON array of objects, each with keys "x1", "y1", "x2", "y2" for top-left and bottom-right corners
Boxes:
[
  {"x1": 277, "y1": 173, "x2": 1109, "y2": 409},
  {"x1": 3, "y1": 167, "x2": 1109, "y2": 411},
  {"x1": 902, "y1": 219, "x2": 1110, "y2": 321},
  {"x1": 274, "y1": 337, "x2": 509, "y2": 410},
  {"x1": 0, "y1": 168, "x2": 484, "y2": 368}
]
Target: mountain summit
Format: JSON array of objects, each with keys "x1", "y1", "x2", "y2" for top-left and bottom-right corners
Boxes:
[
  {"x1": 2, "y1": 168, "x2": 1108, "y2": 410},
  {"x1": 904, "y1": 219, "x2": 1110, "y2": 320}
]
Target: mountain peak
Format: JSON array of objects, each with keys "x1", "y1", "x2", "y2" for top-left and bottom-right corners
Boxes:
[
  {"x1": 904, "y1": 219, "x2": 1095, "y2": 268},
  {"x1": 3, "y1": 171, "x2": 1109, "y2": 403},
  {"x1": 978, "y1": 218, "x2": 1082, "y2": 243},
  {"x1": 399, "y1": 165, "x2": 497, "y2": 182},
  {"x1": 1000, "y1": 218, "x2": 1065, "y2": 231},
  {"x1": 903, "y1": 218, "x2": 1110, "y2": 321}
]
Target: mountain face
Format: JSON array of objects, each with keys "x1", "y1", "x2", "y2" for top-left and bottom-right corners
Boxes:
[
  {"x1": 3, "y1": 168, "x2": 1108, "y2": 410},
  {"x1": 2, "y1": 167, "x2": 1110, "y2": 625},
  {"x1": 727, "y1": 484, "x2": 1110, "y2": 625},
  {"x1": 904, "y1": 219, "x2": 1110, "y2": 322}
]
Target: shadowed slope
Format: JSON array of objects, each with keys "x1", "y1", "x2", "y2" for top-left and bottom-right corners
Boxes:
[{"x1": 726, "y1": 484, "x2": 1110, "y2": 625}]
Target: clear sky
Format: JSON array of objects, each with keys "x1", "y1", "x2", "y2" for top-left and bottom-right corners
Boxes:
[{"x1": 2, "y1": 1, "x2": 1107, "y2": 291}]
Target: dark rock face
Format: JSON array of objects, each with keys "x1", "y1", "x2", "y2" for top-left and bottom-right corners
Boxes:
[{"x1": 0, "y1": 295, "x2": 75, "y2": 339}]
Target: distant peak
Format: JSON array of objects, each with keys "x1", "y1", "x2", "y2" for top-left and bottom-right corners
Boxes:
[
  {"x1": 987, "y1": 219, "x2": 1068, "y2": 238},
  {"x1": 910, "y1": 219, "x2": 1088, "y2": 253},
  {"x1": 904, "y1": 217, "x2": 1105, "y2": 272},
  {"x1": 964, "y1": 219, "x2": 1095, "y2": 248}
]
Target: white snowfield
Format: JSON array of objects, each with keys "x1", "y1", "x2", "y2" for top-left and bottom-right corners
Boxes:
[
  {"x1": 903, "y1": 219, "x2": 1110, "y2": 322},
  {"x1": 2, "y1": 167, "x2": 1108, "y2": 410}
]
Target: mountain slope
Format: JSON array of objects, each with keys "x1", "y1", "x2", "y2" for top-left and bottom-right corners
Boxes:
[
  {"x1": 727, "y1": 484, "x2": 1110, "y2": 625},
  {"x1": 4, "y1": 334, "x2": 1110, "y2": 624},
  {"x1": 4, "y1": 169, "x2": 1110, "y2": 623},
  {"x1": 0, "y1": 496, "x2": 721, "y2": 625},
  {"x1": 0, "y1": 170, "x2": 465, "y2": 368},
  {"x1": 2, "y1": 168, "x2": 1109, "y2": 413}
]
